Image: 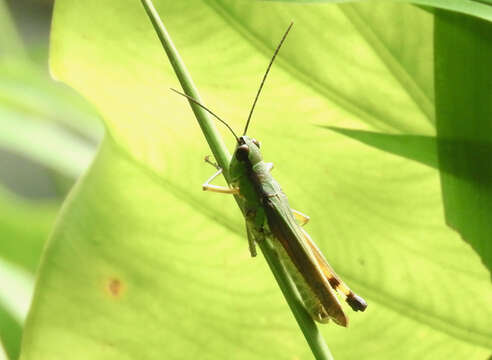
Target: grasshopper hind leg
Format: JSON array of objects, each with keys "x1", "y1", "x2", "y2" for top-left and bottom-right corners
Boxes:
[{"x1": 245, "y1": 207, "x2": 268, "y2": 258}]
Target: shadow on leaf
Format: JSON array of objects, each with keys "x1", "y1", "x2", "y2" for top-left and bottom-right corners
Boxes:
[{"x1": 323, "y1": 126, "x2": 492, "y2": 278}]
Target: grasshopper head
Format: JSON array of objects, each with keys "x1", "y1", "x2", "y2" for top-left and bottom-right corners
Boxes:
[
  {"x1": 234, "y1": 136, "x2": 262, "y2": 165},
  {"x1": 229, "y1": 136, "x2": 262, "y2": 180}
]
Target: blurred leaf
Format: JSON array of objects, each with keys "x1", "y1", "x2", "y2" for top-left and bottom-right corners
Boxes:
[
  {"x1": 0, "y1": 0, "x2": 26, "y2": 57},
  {"x1": 0, "y1": 108, "x2": 96, "y2": 178},
  {"x1": 0, "y1": 258, "x2": 35, "y2": 360},
  {"x1": 434, "y1": 11, "x2": 492, "y2": 276},
  {"x1": 0, "y1": 184, "x2": 50, "y2": 360},
  {"x1": 0, "y1": 58, "x2": 102, "y2": 142},
  {"x1": 0, "y1": 304, "x2": 21, "y2": 360},
  {"x1": 0, "y1": 16, "x2": 102, "y2": 197},
  {"x1": 0, "y1": 57, "x2": 101, "y2": 183},
  {"x1": 0, "y1": 187, "x2": 57, "y2": 272},
  {"x1": 0, "y1": 343, "x2": 8, "y2": 360},
  {"x1": 20, "y1": 1, "x2": 492, "y2": 360}
]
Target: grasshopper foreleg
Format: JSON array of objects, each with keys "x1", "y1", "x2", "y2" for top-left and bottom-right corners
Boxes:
[
  {"x1": 202, "y1": 159, "x2": 239, "y2": 194},
  {"x1": 204, "y1": 155, "x2": 220, "y2": 170}
]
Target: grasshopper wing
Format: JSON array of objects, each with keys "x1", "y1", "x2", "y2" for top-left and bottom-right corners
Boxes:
[
  {"x1": 300, "y1": 228, "x2": 367, "y2": 313},
  {"x1": 264, "y1": 196, "x2": 349, "y2": 326}
]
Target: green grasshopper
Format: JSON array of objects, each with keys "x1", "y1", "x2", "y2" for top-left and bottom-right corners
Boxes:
[{"x1": 172, "y1": 23, "x2": 366, "y2": 326}]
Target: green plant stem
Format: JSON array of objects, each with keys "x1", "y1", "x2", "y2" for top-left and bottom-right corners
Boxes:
[
  {"x1": 140, "y1": 1, "x2": 333, "y2": 359},
  {"x1": 140, "y1": 0, "x2": 230, "y2": 178}
]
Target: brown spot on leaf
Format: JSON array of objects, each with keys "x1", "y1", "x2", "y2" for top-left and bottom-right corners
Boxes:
[{"x1": 107, "y1": 278, "x2": 124, "y2": 298}]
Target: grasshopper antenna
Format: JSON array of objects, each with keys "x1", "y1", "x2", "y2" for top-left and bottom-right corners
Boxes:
[
  {"x1": 243, "y1": 22, "x2": 293, "y2": 136},
  {"x1": 171, "y1": 88, "x2": 240, "y2": 142}
]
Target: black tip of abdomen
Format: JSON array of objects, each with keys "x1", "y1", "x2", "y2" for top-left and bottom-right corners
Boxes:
[{"x1": 347, "y1": 293, "x2": 368, "y2": 312}]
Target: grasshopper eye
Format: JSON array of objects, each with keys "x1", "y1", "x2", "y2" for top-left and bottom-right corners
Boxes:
[
  {"x1": 252, "y1": 139, "x2": 261, "y2": 149},
  {"x1": 236, "y1": 144, "x2": 249, "y2": 162}
]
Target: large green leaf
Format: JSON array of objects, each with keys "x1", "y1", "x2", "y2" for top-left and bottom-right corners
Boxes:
[
  {"x1": 262, "y1": 0, "x2": 492, "y2": 22},
  {"x1": 397, "y1": 0, "x2": 492, "y2": 22},
  {"x1": 267, "y1": 0, "x2": 492, "y2": 278},
  {"x1": 434, "y1": 10, "x2": 492, "y2": 280},
  {"x1": 21, "y1": 1, "x2": 491, "y2": 359}
]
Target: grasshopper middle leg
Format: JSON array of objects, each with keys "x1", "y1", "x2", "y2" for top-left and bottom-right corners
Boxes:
[{"x1": 292, "y1": 209, "x2": 310, "y2": 226}]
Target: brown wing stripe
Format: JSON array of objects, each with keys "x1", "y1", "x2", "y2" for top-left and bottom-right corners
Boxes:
[
  {"x1": 328, "y1": 277, "x2": 340, "y2": 289},
  {"x1": 329, "y1": 276, "x2": 367, "y2": 312}
]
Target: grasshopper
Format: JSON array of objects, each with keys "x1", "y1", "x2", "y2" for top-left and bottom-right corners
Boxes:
[{"x1": 172, "y1": 23, "x2": 366, "y2": 326}]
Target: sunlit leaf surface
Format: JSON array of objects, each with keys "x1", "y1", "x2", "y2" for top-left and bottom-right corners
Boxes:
[{"x1": 21, "y1": 1, "x2": 491, "y2": 359}]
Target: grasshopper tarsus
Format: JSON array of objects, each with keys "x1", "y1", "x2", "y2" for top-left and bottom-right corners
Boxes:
[
  {"x1": 249, "y1": 245, "x2": 257, "y2": 257},
  {"x1": 204, "y1": 155, "x2": 220, "y2": 170}
]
